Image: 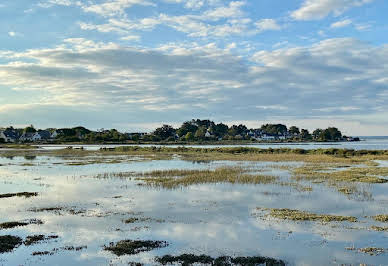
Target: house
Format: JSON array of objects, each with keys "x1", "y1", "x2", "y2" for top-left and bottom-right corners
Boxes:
[
  {"x1": 0, "y1": 129, "x2": 19, "y2": 143},
  {"x1": 19, "y1": 132, "x2": 35, "y2": 142},
  {"x1": 259, "y1": 134, "x2": 276, "y2": 141},
  {"x1": 205, "y1": 130, "x2": 215, "y2": 138},
  {"x1": 32, "y1": 130, "x2": 52, "y2": 142}
]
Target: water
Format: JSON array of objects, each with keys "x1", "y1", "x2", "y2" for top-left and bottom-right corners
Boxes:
[
  {"x1": 0, "y1": 155, "x2": 387, "y2": 265},
  {"x1": 19, "y1": 136, "x2": 388, "y2": 151}
]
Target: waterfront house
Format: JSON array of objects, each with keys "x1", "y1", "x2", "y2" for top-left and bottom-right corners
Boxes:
[
  {"x1": 0, "y1": 129, "x2": 19, "y2": 143},
  {"x1": 32, "y1": 130, "x2": 52, "y2": 142}
]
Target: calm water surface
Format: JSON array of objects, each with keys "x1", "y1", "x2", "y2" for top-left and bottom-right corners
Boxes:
[
  {"x1": 0, "y1": 155, "x2": 387, "y2": 265},
  {"x1": 28, "y1": 136, "x2": 388, "y2": 151}
]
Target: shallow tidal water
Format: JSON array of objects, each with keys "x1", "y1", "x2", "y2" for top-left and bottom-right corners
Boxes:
[{"x1": 0, "y1": 155, "x2": 387, "y2": 265}]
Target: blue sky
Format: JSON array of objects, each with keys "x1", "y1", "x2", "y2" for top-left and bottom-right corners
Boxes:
[{"x1": 0, "y1": 0, "x2": 387, "y2": 135}]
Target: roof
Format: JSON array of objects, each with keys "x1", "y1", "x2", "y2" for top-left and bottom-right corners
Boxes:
[
  {"x1": 21, "y1": 132, "x2": 35, "y2": 138},
  {"x1": 36, "y1": 130, "x2": 51, "y2": 139},
  {"x1": 1, "y1": 129, "x2": 19, "y2": 139}
]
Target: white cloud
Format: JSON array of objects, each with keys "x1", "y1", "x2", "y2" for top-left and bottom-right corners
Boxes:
[
  {"x1": 1, "y1": 37, "x2": 388, "y2": 133},
  {"x1": 291, "y1": 0, "x2": 374, "y2": 20},
  {"x1": 255, "y1": 19, "x2": 282, "y2": 33},
  {"x1": 82, "y1": 0, "x2": 155, "y2": 17},
  {"x1": 330, "y1": 19, "x2": 352, "y2": 28},
  {"x1": 120, "y1": 35, "x2": 141, "y2": 41},
  {"x1": 78, "y1": 2, "x2": 267, "y2": 38}
]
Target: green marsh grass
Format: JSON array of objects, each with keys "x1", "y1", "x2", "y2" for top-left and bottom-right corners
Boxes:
[
  {"x1": 260, "y1": 208, "x2": 357, "y2": 222},
  {"x1": 134, "y1": 167, "x2": 277, "y2": 188}
]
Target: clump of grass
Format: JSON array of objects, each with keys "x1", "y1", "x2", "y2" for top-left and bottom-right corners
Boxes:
[
  {"x1": 135, "y1": 167, "x2": 277, "y2": 189},
  {"x1": 124, "y1": 217, "x2": 165, "y2": 224},
  {"x1": 262, "y1": 208, "x2": 357, "y2": 222},
  {"x1": 124, "y1": 217, "x2": 151, "y2": 224},
  {"x1": 104, "y1": 240, "x2": 168, "y2": 256},
  {"x1": 95, "y1": 172, "x2": 135, "y2": 179},
  {"x1": 293, "y1": 164, "x2": 388, "y2": 184},
  {"x1": 370, "y1": 226, "x2": 388, "y2": 232},
  {"x1": 28, "y1": 206, "x2": 86, "y2": 215},
  {"x1": 155, "y1": 254, "x2": 286, "y2": 266},
  {"x1": 24, "y1": 235, "x2": 59, "y2": 246},
  {"x1": 0, "y1": 235, "x2": 23, "y2": 253},
  {"x1": 32, "y1": 245, "x2": 87, "y2": 256},
  {"x1": 0, "y1": 192, "x2": 38, "y2": 199},
  {"x1": 358, "y1": 247, "x2": 386, "y2": 256},
  {"x1": 0, "y1": 219, "x2": 43, "y2": 230},
  {"x1": 373, "y1": 214, "x2": 388, "y2": 222}
]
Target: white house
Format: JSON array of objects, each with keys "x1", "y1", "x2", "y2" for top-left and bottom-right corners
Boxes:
[
  {"x1": 259, "y1": 134, "x2": 276, "y2": 141},
  {"x1": 19, "y1": 132, "x2": 35, "y2": 142},
  {"x1": 32, "y1": 130, "x2": 52, "y2": 142},
  {"x1": 0, "y1": 129, "x2": 19, "y2": 143}
]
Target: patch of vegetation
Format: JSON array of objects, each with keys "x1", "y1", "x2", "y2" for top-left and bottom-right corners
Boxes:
[
  {"x1": 0, "y1": 235, "x2": 23, "y2": 253},
  {"x1": 373, "y1": 214, "x2": 388, "y2": 222},
  {"x1": 370, "y1": 226, "x2": 388, "y2": 232},
  {"x1": 358, "y1": 247, "x2": 386, "y2": 256},
  {"x1": 0, "y1": 192, "x2": 38, "y2": 199},
  {"x1": 135, "y1": 167, "x2": 277, "y2": 189},
  {"x1": 155, "y1": 254, "x2": 286, "y2": 266},
  {"x1": 261, "y1": 208, "x2": 357, "y2": 222},
  {"x1": 0, "y1": 219, "x2": 43, "y2": 230},
  {"x1": 24, "y1": 235, "x2": 59, "y2": 246},
  {"x1": 124, "y1": 217, "x2": 165, "y2": 224},
  {"x1": 28, "y1": 206, "x2": 86, "y2": 215},
  {"x1": 32, "y1": 245, "x2": 87, "y2": 256},
  {"x1": 293, "y1": 164, "x2": 388, "y2": 184},
  {"x1": 104, "y1": 240, "x2": 168, "y2": 256}
]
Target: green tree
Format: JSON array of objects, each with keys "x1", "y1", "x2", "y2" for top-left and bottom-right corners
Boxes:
[
  {"x1": 289, "y1": 126, "x2": 300, "y2": 135},
  {"x1": 23, "y1": 125, "x2": 36, "y2": 134},
  {"x1": 185, "y1": 132, "x2": 195, "y2": 141},
  {"x1": 261, "y1": 124, "x2": 287, "y2": 135},
  {"x1": 212, "y1": 123, "x2": 229, "y2": 138},
  {"x1": 320, "y1": 127, "x2": 342, "y2": 141},
  {"x1": 177, "y1": 121, "x2": 198, "y2": 137},
  {"x1": 153, "y1": 125, "x2": 176, "y2": 140},
  {"x1": 312, "y1": 129, "x2": 323, "y2": 140},
  {"x1": 194, "y1": 126, "x2": 207, "y2": 140},
  {"x1": 300, "y1": 129, "x2": 311, "y2": 140}
]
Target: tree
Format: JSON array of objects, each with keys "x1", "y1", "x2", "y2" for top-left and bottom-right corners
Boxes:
[
  {"x1": 289, "y1": 126, "x2": 300, "y2": 135},
  {"x1": 23, "y1": 125, "x2": 36, "y2": 134},
  {"x1": 212, "y1": 123, "x2": 229, "y2": 137},
  {"x1": 261, "y1": 124, "x2": 287, "y2": 135},
  {"x1": 312, "y1": 129, "x2": 323, "y2": 139},
  {"x1": 192, "y1": 119, "x2": 215, "y2": 129},
  {"x1": 321, "y1": 127, "x2": 342, "y2": 141},
  {"x1": 194, "y1": 126, "x2": 207, "y2": 140},
  {"x1": 300, "y1": 129, "x2": 311, "y2": 140},
  {"x1": 185, "y1": 132, "x2": 195, "y2": 141},
  {"x1": 153, "y1": 125, "x2": 176, "y2": 140},
  {"x1": 176, "y1": 121, "x2": 198, "y2": 137}
]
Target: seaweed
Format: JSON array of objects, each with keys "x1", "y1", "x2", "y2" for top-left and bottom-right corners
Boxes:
[
  {"x1": 155, "y1": 254, "x2": 286, "y2": 266},
  {"x1": 0, "y1": 235, "x2": 23, "y2": 253},
  {"x1": 104, "y1": 240, "x2": 168, "y2": 256}
]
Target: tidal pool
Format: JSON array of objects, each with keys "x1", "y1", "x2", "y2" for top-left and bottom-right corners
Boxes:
[{"x1": 0, "y1": 155, "x2": 387, "y2": 265}]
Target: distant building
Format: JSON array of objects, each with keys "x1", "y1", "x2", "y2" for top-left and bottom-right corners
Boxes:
[
  {"x1": 0, "y1": 129, "x2": 19, "y2": 143},
  {"x1": 19, "y1": 132, "x2": 35, "y2": 142},
  {"x1": 32, "y1": 130, "x2": 52, "y2": 142}
]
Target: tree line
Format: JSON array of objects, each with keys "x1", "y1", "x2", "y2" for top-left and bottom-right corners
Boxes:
[{"x1": 1, "y1": 119, "x2": 357, "y2": 144}]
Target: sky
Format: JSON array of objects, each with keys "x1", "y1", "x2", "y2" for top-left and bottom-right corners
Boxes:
[{"x1": 0, "y1": 0, "x2": 387, "y2": 135}]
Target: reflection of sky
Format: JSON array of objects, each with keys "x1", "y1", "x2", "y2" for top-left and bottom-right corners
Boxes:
[
  {"x1": 0, "y1": 156, "x2": 387, "y2": 265},
  {"x1": 3, "y1": 137, "x2": 388, "y2": 151}
]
